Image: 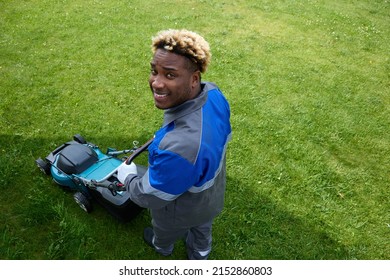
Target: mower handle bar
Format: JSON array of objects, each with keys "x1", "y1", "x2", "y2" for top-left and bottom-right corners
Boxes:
[
  {"x1": 107, "y1": 149, "x2": 135, "y2": 156},
  {"x1": 125, "y1": 137, "x2": 154, "y2": 165}
]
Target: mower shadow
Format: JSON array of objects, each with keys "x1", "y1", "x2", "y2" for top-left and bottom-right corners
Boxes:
[{"x1": 0, "y1": 134, "x2": 154, "y2": 259}]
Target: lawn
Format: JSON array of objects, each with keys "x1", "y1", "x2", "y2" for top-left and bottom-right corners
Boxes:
[{"x1": 0, "y1": 0, "x2": 389, "y2": 260}]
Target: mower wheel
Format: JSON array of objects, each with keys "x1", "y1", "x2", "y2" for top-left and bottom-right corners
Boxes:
[
  {"x1": 35, "y1": 158, "x2": 51, "y2": 175},
  {"x1": 73, "y1": 134, "x2": 87, "y2": 144},
  {"x1": 73, "y1": 192, "x2": 92, "y2": 213}
]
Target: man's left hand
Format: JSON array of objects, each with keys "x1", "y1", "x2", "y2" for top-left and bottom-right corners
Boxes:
[{"x1": 117, "y1": 162, "x2": 137, "y2": 184}]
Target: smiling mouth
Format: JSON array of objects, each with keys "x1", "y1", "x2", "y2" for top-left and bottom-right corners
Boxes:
[{"x1": 154, "y1": 91, "x2": 168, "y2": 99}]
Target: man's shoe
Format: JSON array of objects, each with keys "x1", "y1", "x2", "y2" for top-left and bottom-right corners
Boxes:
[{"x1": 143, "y1": 227, "x2": 155, "y2": 248}]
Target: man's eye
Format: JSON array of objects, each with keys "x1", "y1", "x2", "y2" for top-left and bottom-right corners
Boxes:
[
  {"x1": 150, "y1": 69, "x2": 157, "y2": 75},
  {"x1": 166, "y1": 73, "x2": 175, "y2": 79}
]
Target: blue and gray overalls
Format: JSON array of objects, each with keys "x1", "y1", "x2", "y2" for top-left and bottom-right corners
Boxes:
[{"x1": 124, "y1": 82, "x2": 232, "y2": 259}]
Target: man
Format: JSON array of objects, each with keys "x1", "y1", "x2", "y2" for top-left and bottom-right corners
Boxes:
[{"x1": 117, "y1": 29, "x2": 231, "y2": 260}]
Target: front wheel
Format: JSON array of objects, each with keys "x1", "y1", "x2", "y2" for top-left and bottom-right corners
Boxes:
[
  {"x1": 73, "y1": 192, "x2": 92, "y2": 213},
  {"x1": 73, "y1": 134, "x2": 87, "y2": 144},
  {"x1": 35, "y1": 158, "x2": 51, "y2": 175}
]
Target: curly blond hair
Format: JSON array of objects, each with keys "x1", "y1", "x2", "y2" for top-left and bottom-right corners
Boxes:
[{"x1": 151, "y1": 29, "x2": 211, "y2": 73}]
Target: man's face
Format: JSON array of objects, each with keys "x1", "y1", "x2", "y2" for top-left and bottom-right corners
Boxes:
[{"x1": 149, "y1": 49, "x2": 199, "y2": 109}]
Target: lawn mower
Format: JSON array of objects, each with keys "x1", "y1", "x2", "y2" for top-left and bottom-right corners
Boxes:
[{"x1": 35, "y1": 134, "x2": 152, "y2": 222}]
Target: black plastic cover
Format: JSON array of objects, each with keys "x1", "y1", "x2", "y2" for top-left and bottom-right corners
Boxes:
[{"x1": 57, "y1": 143, "x2": 98, "y2": 174}]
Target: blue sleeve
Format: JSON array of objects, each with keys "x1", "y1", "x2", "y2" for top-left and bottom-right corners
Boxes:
[{"x1": 148, "y1": 149, "x2": 198, "y2": 195}]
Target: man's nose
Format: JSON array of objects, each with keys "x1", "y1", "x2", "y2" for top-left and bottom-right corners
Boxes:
[{"x1": 151, "y1": 76, "x2": 164, "y2": 89}]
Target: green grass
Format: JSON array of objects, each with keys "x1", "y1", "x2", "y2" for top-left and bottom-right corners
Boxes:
[{"x1": 1, "y1": 0, "x2": 389, "y2": 260}]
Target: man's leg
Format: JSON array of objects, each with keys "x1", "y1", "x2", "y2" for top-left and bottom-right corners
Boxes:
[
  {"x1": 145, "y1": 219, "x2": 187, "y2": 256},
  {"x1": 185, "y1": 220, "x2": 213, "y2": 260}
]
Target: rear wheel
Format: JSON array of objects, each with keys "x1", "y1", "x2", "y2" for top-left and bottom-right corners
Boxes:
[
  {"x1": 73, "y1": 192, "x2": 92, "y2": 213},
  {"x1": 35, "y1": 158, "x2": 51, "y2": 175}
]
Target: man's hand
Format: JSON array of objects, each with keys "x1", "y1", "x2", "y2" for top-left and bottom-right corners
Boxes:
[{"x1": 117, "y1": 162, "x2": 137, "y2": 184}]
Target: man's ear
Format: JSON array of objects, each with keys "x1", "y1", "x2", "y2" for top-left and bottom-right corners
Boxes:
[{"x1": 191, "y1": 70, "x2": 201, "y2": 88}]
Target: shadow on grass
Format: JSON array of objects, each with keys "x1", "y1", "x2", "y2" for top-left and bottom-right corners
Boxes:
[
  {"x1": 1, "y1": 134, "x2": 349, "y2": 259},
  {"x1": 0, "y1": 133, "x2": 152, "y2": 259},
  {"x1": 213, "y1": 175, "x2": 350, "y2": 260}
]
